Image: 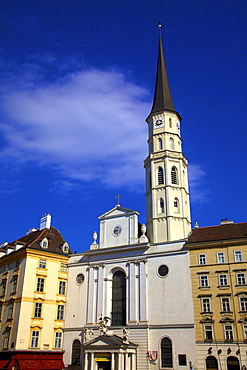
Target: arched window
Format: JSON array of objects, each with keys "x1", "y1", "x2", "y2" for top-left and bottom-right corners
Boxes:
[
  {"x1": 227, "y1": 356, "x2": 240, "y2": 370},
  {"x1": 112, "y1": 271, "x2": 126, "y2": 326},
  {"x1": 158, "y1": 167, "x2": 164, "y2": 185},
  {"x1": 160, "y1": 198, "x2": 164, "y2": 213},
  {"x1": 169, "y1": 138, "x2": 174, "y2": 150},
  {"x1": 174, "y1": 197, "x2": 179, "y2": 213},
  {"x1": 169, "y1": 118, "x2": 172, "y2": 128},
  {"x1": 158, "y1": 138, "x2": 163, "y2": 150},
  {"x1": 206, "y1": 356, "x2": 218, "y2": 370},
  {"x1": 161, "y1": 337, "x2": 173, "y2": 368},
  {"x1": 71, "y1": 339, "x2": 81, "y2": 365},
  {"x1": 171, "y1": 166, "x2": 178, "y2": 184}
]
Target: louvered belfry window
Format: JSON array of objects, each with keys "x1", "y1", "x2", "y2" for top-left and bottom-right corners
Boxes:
[
  {"x1": 171, "y1": 166, "x2": 178, "y2": 184},
  {"x1": 158, "y1": 167, "x2": 164, "y2": 185},
  {"x1": 112, "y1": 271, "x2": 126, "y2": 326}
]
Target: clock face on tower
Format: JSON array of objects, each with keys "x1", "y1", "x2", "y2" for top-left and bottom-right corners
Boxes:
[
  {"x1": 153, "y1": 118, "x2": 164, "y2": 129},
  {"x1": 113, "y1": 225, "x2": 122, "y2": 236}
]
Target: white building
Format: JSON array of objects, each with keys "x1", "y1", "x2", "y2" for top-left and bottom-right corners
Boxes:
[{"x1": 64, "y1": 34, "x2": 196, "y2": 370}]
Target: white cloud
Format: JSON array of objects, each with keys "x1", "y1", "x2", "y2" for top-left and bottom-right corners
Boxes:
[
  {"x1": 188, "y1": 164, "x2": 208, "y2": 203},
  {"x1": 0, "y1": 57, "x2": 208, "y2": 201},
  {"x1": 0, "y1": 65, "x2": 150, "y2": 189}
]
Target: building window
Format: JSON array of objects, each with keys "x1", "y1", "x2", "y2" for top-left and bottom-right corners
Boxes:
[
  {"x1": 8, "y1": 303, "x2": 13, "y2": 319},
  {"x1": 169, "y1": 138, "x2": 174, "y2": 150},
  {"x1": 219, "y1": 274, "x2": 228, "y2": 286},
  {"x1": 60, "y1": 263, "x2": 67, "y2": 272},
  {"x1": 12, "y1": 278, "x2": 17, "y2": 293},
  {"x1": 36, "y1": 277, "x2": 45, "y2": 292},
  {"x1": 30, "y1": 330, "x2": 40, "y2": 348},
  {"x1": 161, "y1": 337, "x2": 173, "y2": 368},
  {"x1": 61, "y1": 242, "x2": 69, "y2": 253},
  {"x1": 199, "y1": 254, "x2": 206, "y2": 265},
  {"x1": 224, "y1": 325, "x2": 234, "y2": 340},
  {"x1": 217, "y1": 252, "x2": 225, "y2": 264},
  {"x1": 178, "y1": 354, "x2": 187, "y2": 366},
  {"x1": 239, "y1": 297, "x2": 247, "y2": 311},
  {"x1": 159, "y1": 198, "x2": 164, "y2": 213},
  {"x1": 206, "y1": 356, "x2": 218, "y2": 370},
  {"x1": 39, "y1": 259, "x2": 46, "y2": 269},
  {"x1": 112, "y1": 271, "x2": 126, "y2": 326},
  {"x1": 57, "y1": 305, "x2": 65, "y2": 320},
  {"x1": 59, "y1": 281, "x2": 66, "y2": 295},
  {"x1": 169, "y1": 118, "x2": 172, "y2": 128},
  {"x1": 158, "y1": 138, "x2": 163, "y2": 150},
  {"x1": 236, "y1": 273, "x2": 246, "y2": 285},
  {"x1": 243, "y1": 324, "x2": 247, "y2": 339},
  {"x1": 171, "y1": 166, "x2": 178, "y2": 184},
  {"x1": 234, "y1": 250, "x2": 243, "y2": 262},
  {"x1": 221, "y1": 297, "x2": 231, "y2": 312},
  {"x1": 158, "y1": 167, "x2": 164, "y2": 185},
  {"x1": 204, "y1": 325, "x2": 213, "y2": 340},
  {"x1": 3, "y1": 331, "x2": 10, "y2": 348},
  {"x1": 40, "y1": 238, "x2": 48, "y2": 249},
  {"x1": 34, "y1": 303, "x2": 42, "y2": 318},
  {"x1": 0, "y1": 304, "x2": 2, "y2": 319},
  {"x1": 201, "y1": 298, "x2": 211, "y2": 312},
  {"x1": 200, "y1": 275, "x2": 209, "y2": 287},
  {"x1": 54, "y1": 332, "x2": 63, "y2": 349},
  {"x1": 71, "y1": 339, "x2": 81, "y2": 365},
  {"x1": 1, "y1": 281, "x2": 6, "y2": 296}
]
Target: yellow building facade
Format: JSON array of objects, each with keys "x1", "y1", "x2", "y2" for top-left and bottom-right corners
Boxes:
[
  {"x1": 0, "y1": 214, "x2": 71, "y2": 370},
  {"x1": 186, "y1": 221, "x2": 247, "y2": 370}
]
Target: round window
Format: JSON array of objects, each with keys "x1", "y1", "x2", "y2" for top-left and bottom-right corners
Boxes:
[
  {"x1": 113, "y1": 225, "x2": 122, "y2": 236},
  {"x1": 158, "y1": 265, "x2": 169, "y2": 277},
  {"x1": 76, "y1": 274, "x2": 84, "y2": 284}
]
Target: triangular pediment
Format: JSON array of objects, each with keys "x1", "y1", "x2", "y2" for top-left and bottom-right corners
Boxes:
[
  {"x1": 99, "y1": 205, "x2": 139, "y2": 220},
  {"x1": 83, "y1": 334, "x2": 137, "y2": 349}
]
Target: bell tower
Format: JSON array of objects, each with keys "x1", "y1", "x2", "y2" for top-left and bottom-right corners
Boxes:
[{"x1": 144, "y1": 34, "x2": 191, "y2": 244}]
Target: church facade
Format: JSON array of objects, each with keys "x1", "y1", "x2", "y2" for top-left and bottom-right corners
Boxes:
[{"x1": 63, "y1": 34, "x2": 197, "y2": 370}]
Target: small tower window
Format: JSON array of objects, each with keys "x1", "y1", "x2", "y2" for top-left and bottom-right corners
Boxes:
[
  {"x1": 174, "y1": 197, "x2": 179, "y2": 212},
  {"x1": 159, "y1": 198, "x2": 164, "y2": 213},
  {"x1": 158, "y1": 167, "x2": 164, "y2": 185},
  {"x1": 169, "y1": 138, "x2": 174, "y2": 150},
  {"x1": 149, "y1": 171, "x2": 152, "y2": 189},
  {"x1": 169, "y1": 118, "x2": 172, "y2": 128},
  {"x1": 171, "y1": 166, "x2": 178, "y2": 184},
  {"x1": 158, "y1": 138, "x2": 163, "y2": 150}
]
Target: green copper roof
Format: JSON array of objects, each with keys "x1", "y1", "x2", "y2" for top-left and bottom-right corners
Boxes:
[{"x1": 151, "y1": 36, "x2": 176, "y2": 114}]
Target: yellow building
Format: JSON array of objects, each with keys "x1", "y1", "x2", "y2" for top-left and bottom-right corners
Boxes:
[
  {"x1": 186, "y1": 221, "x2": 247, "y2": 370},
  {"x1": 0, "y1": 214, "x2": 71, "y2": 370}
]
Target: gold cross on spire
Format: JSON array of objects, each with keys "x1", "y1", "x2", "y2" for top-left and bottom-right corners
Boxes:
[{"x1": 115, "y1": 194, "x2": 122, "y2": 206}]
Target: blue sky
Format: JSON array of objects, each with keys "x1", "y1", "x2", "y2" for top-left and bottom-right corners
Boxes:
[{"x1": 0, "y1": 0, "x2": 246, "y2": 252}]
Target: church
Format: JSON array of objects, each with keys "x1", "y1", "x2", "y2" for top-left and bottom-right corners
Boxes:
[{"x1": 63, "y1": 33, "x2": 197, "y2": 370}]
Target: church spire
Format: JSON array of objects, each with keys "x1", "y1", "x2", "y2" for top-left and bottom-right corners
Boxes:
[{"x1": 151, "y1": 34, "x2": 176, "y2": 115}]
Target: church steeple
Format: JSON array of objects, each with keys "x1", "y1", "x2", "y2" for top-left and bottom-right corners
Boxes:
[
  {"x1": 144, "y1": 31, "x2": 191, "y2": 244},
  {"x1": 151, "y1": 35, "x2": 176, "y2": 115}
]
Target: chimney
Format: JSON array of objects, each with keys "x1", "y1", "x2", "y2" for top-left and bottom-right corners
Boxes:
[
  {"x1": 220, "y1": 218, "x2": 234, "y2": 225},
  {"x1": 40, "y1": 214, "x2": 52, "y2": 230}
]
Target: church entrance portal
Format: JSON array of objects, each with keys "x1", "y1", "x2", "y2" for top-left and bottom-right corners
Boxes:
[
  {"x1": 227, "y1": 356, "x2": 240, "y2": 370},
  {"x1": 97, "y1": 361, "x2": 111, "y2": 370}
]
